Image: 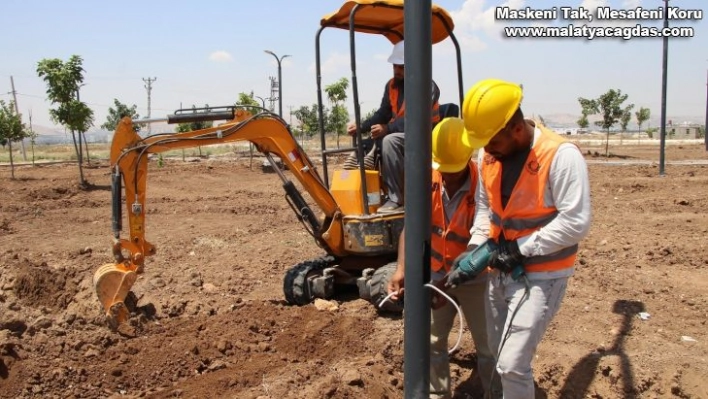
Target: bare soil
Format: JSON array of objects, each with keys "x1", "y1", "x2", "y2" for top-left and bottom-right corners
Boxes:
[{"x1": 1, "y1": 144, "x2": 707, "y2": 399}]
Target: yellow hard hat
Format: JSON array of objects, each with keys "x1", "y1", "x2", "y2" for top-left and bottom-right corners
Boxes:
[
  {"x1": 432, "y1": 117, "x2": 474, "y2": 173},
  {"x1": 461, "y1": 79, "x2": 523, "y2": 149}
]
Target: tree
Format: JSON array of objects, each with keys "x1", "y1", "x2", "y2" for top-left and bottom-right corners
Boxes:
[
  {"x1": 0, "y1": 100, "x2": 31, "y2": 179},
  {"x1": 577, "y1": 113, "x2": 589, "y2": 130},
  {"x1": 635, "y1": 107, "x2": 651, "y2": 138},
  {"x1": 235, "y1": 93, "x2": 261, "y2": 168},
  {"x1": 102, "y1": 99, "x2": 141, "y2": 132},
  {"x1": 578, "y1": 89, "x2": 630, "y2": 157},
  {"x1": 619, "y1": 104, "x2": 634, "y2": 145},
  {"x1": 236, "y1": 92, "x2": 262, "y2": 116},
  {"x1": 324, "y1": 78, "x2": 349, "y2": 148},
  {"x1": 175, "y1": 105, "x2": 214, "y2": 158},
  {"x1": 292, "y1": 104, "x2": 325, "y2": 139},
  {"x1": 36, "y1": 55, "x2": 94, "y2": 186}
]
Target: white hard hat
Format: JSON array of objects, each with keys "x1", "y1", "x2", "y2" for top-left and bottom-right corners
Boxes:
[{"x1": 387, "y1": 41, "x2": 404, "y2": 65}]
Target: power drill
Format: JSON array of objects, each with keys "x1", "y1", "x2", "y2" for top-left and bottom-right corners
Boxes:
[{"x1": 454, "y1": 240, "x2": 526, "y2": 282}]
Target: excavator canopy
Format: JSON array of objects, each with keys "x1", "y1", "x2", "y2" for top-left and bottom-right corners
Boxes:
[{"x1": 320, "y1": 0, "x2": 455, "y2": 44}]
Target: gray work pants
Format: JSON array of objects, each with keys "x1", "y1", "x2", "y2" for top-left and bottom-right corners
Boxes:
[
  {"x1": 486, "y1": 271, "x2": 569, "y2": 399},
  {"x1": 381, "y1": 132, "x2": 405, "y2": 204},
  {"x1": 430, "y1": 274, "x2": 498, "y2": 398}
]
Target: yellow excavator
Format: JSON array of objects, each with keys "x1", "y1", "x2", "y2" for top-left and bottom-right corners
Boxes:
[{"x1": 93, "y1": 0, "x2": 464, "y2": 328}]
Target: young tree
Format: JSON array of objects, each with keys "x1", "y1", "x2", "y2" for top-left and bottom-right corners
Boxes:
[
  {"x1": 324, "y1": 78, "x2": 349, "y2": 148},
  {"x1": 0, "y1": 100, "x2": 31, "y2": 179},
  {"x1": 236, "y1": 92, "x2": 262, "y2": 116},
  {"x1": 102, "y1": 99, "x2": 142, "y2": 132},
  {"x1": 235, "y1": 93, "x2": 261, "y2": 168},
  {"x1": 619, "y1": 104, "x2": 634, "y2": 145},
  {"x1": 578, "y1": 89, "x2": 630, "y2": 157},
  {"x1": 36, "y1": 55, "x2": 94, "y2": 186},
  {"x1": 635, "y1": 107, "x2": 651, "y2": 138},
  {"x1": 293, "y1": 104, "x2": 326, "y2": 139},
  {"x1": 175, "y1": 105, "x2": 214, "y2": 158},
  {"x1": 577, "y1": 112, "x2": 589, "y2": 130}
]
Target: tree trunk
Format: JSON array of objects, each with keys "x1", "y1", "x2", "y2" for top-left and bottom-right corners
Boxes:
[
  {"x1": 8, "y1": 141, "x2": 15, "y2": 179},
  {"x1": 83, "y1": 132, "x2": 91, "y2": 166},
  {"x1": 249, "y1": 143, "x2": 254, "y2": 169},
  {"x1": 71, "y1": 130, "x2": 86, "y2": 186},
  {"x1": 605, "y1": 129, "x2": 610, "y2": 157}
]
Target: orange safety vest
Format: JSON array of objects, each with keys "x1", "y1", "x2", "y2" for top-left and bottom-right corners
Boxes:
[
  {"x1": 430, "y1": 162, "x2": 478, "y2": 273},
  {"x1": 388, "y1": 79, "x2": 441, "y2": 126},
  {"x1": 481, "y1": 127, "x2": 578, "y2": 273}
]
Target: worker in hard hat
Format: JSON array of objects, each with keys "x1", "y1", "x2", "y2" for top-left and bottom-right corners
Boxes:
[
  {"x1": 345, "y1": 40, "x2": 441, "y2": 213},
  {"x1": 386, "y1": 117, "x2": 499, "y2": 399},
  {"x1": 454, "y1": 78, "x2": 592, "y2": 398}
]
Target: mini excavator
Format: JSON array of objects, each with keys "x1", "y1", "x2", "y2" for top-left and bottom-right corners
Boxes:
[{"x1": 93, "y1": 0, "x2": 465, "y2": 327}]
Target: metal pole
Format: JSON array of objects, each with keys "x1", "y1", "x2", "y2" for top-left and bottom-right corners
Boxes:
[
  {"x1": 659, "y1": 0, "x2": 669, "y2": 175},
  {"x1": 704, "y1": 68, "x2": 707, "y2": 151},
  {"x1": 404, "y1": 0, "x2": 432, "y2": 397},
  {"x1": 264, "y1": 50, "x2": 291, "y2": 117},
  {"x1": 10, "y1": 76, "x2": 27, "y2": 161}
]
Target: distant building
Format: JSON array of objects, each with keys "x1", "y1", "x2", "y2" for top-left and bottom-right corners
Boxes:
[{"x1": 664, "y1": 122, "x2": 701, "y2": 139}]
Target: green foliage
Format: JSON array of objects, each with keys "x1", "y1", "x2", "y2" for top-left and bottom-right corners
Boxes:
[
  {"x1": 102, "y1": 99, "x2": 141, "y2": 132},
  {"x1": 646, "y1": 127, "x2": 657, "y2": 139},
  {"x1": 324, "y1": 78, "x2": 349, "y2": 147},
  {"x1": 0, "y1": 100, "x2": 30, "y2": 145},
  {"x1": 175, "y1": 105, "x2": 214, "y2": 133},
  {"x1": 235, "y1": 92, "x2": 261, "y2": 116},
  {"x1": 620, "y1": 104, "x2": 634, "y2": 132},
  {"x1": 293, "y1": 104, "x2": 325, "y2": 138},
  {"x1": 635, "y1": 107, "x2": 651, "y2": 133},
  {"x1": 36, "y1": 55, "x2": 94, "y2": 185},
  {"x1": 578, "y1": 89, "x2": 632, "y2": 156},
  {"x1": 36, "y1": 55, "x2": 95, "y2": 133},
  {"x1": 576, "y1": 113, "x2": 589, "y2": 129}
]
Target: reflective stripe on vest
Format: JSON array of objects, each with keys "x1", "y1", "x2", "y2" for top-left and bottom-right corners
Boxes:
[
  {"x1": 430, "y1": 162, "x2": 478, "y2": 273},
  {"x1": 388, "y1": 79, "x2": 441, "y2": 125},
  {"x1": 482, "y1": 127, "x2": 577, "y2": 273}
]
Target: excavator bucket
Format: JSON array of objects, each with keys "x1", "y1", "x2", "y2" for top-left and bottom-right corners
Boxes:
[{"x1": 93, "y1": 263, "x2": 138, "y2": 329}]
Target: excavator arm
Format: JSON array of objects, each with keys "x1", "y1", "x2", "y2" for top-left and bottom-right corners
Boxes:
[{"x1": 95, "y1": 108, "x2": 346, "y2": 327}]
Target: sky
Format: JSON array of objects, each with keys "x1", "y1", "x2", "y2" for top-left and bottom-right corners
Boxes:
[{"x1": 0, "y1": 0, "x2": 706, "y2": 132}]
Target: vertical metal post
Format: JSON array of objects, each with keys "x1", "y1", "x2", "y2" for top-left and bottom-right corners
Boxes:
[
  {"x1": 404, "y1": 1, "x2": 432, "y2": 398},
  {"x1": 10, "y1": 76, "x2": 27, "y2": 161},
  {"x1": 264, "y1": 50, "x2": 291, "y2": 118},
  {"x1": 659, "y1": 0, "x2": 669, "y2": 175},
  {"x1": 704, "y1": 69, "x2": 707, "y2": 151}
]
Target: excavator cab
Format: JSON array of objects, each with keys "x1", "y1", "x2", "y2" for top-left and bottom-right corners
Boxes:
[{"x1": 93, "y1": 0, "x2": 465, "y2": 328}]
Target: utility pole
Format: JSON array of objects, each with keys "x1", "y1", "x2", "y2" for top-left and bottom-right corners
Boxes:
[
  {"x1": 10, "y1": 76, "x2": 27, "y2": 161},
  {"x1": 143, "y1": 77, "x2": 157, "y2": 134},
  {"x1": 704, "y1": 68, "x2": 707, "y2": 151},
  {"x1": 264, "y1": 50, "x2": 291, "y2": 117},
  {"x1": 268, "y1": 76, "x2": 278, "y2": 112},
  {"x1": 658, "y1": 0, "x2": 669, "y2": 176}
]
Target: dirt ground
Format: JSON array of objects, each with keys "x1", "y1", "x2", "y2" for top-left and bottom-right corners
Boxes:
[{"x1": 1, "y1": 143, "x2": 707, "y2": 399}]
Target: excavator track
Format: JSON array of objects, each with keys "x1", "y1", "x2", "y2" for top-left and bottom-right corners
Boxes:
[{"x1": 283, "y1": 256, "x2": 337, "y2": 305}]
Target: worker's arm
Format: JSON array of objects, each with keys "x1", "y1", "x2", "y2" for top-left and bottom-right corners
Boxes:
[
  {"x1": 360, "y1": 83, "x2": 393, "y2": 133},
  {"x1": 387, "y1": 229, "x2": 406, "y2": 299},
  {"x1": 386, "y1": 81, "x2": 440, "y2": 134},
  {"x1": 469, "y1": 150, "x2": 491, "y2": 246},
  {"x1": 516, "y1": 143, "x2": 592, "y2": 257}
]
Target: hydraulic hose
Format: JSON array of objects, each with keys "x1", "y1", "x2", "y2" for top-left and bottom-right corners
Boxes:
[{"x1": 111, "y1": 169, "x2": 122, "y2": 237}]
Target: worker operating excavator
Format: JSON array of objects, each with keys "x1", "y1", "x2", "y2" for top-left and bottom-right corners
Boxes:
[{"x1": 344, "y1": 40, "x2": 441, "y2": 214}]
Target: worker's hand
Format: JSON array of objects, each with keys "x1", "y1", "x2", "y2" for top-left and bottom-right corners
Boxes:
[
  {"x1": 370, "y1": 124, "x2": 388, "y2": 139},
  {"x1": 445, "y1": 245, "x2": 480, "y2": 289},
  {"x1": 347, "y1": 122, "x2": 357, "y2": 136},
  {"x1": 489, "y1": 240, "x2": 524, "y2": 273},
  {"x1": 387, "y1": 267, "x2": 405, "y2": 301},
  {"x1": 451, "y1": 244, "x2": 478, "y2": 271}
]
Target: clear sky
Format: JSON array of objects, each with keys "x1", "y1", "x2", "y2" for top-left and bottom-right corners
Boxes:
[{"x1": 1, "y1": 0, "x2": 705, "y2": 131}]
